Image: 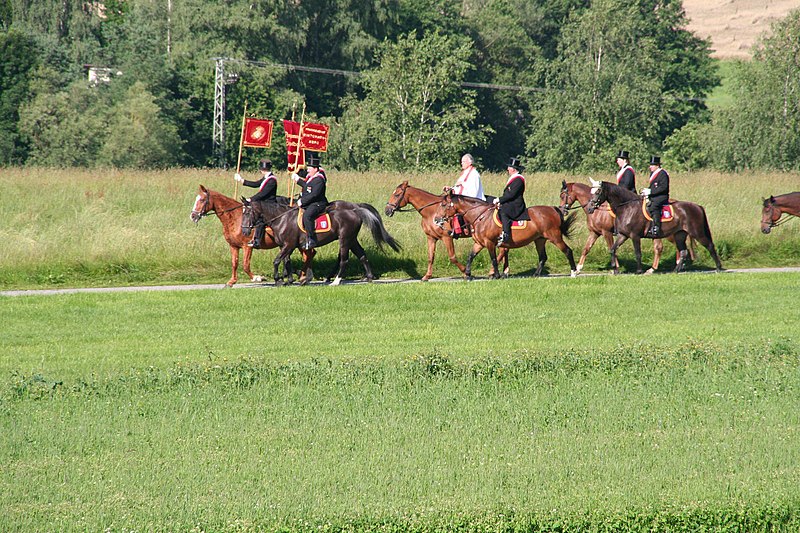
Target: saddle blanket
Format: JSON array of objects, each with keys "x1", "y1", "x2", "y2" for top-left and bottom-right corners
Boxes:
[
  {"x1": 492, "y1": 210, "x2": 528, "y2": 229},
  {"x1": 642, "y1": 201, "x2": 674, "y2": 222},
  {"x1": 297, "y1": 210, "x2": 332, "y2": 233}
]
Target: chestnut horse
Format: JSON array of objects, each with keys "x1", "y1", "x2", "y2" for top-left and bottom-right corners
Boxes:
[
  {"x1": 265, "y1": 201, "x2": 402, "y2": 286},
  {"x1": 189, "y1": 185, "x2": 310, "y2": 286},
  {"x1": 587, "y1": 180, "x2": 722, "y2": 274},
  {"x1": 761, "y1": 192, "x2": 800, "y2": 234},
  {"x1": 560, "y1": 180, "x2": 696, "y2": 274},
  {"x1": 385, "y1": 181, "x2": 508, "y2": 280},
  {"x1": 436, "y1": 192, "x2": 578, "y2": 279}
]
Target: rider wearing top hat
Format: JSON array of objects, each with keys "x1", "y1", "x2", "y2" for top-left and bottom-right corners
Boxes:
[
  {"x1": 292, "y1": 152, "x2": 328, "y2": 250},
  {"x1": 235, "y1": 159, "x2": 278, "y2": 247},
  {"x1": 615, "y1": 150, "x2": 636, "y2": 192},
  {"x1": 641, "y1": 155, "x2": 670, "y2": 238},
  {"x1": 493, "y1": 156, "x2": 529, "y2": 245}
]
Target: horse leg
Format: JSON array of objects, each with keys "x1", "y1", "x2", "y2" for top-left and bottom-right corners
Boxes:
[
  {"x1": 283, "y1": 255, "x2": 295, "y2": 285},
  {"x1": 242, "y1": 245, "x2": 262, "y2": 283},
  {"x1": 647, "y1": 239, "x2": 663, "y2": 275},
  {"x1": 227, "y1": 245, "x2": 240, "y2": 287},
  {"x1": 673, "y1": 232, "x2": 688, "y2": 273},
  {"x1": 549, "y1": 234, "x2": 577, "y2": 277},
  {"x1": 273, "y1": 245, "x2": 293, "y2": 286},
  {"x1": 443, "y1": 235, "x2": 467, "y2": 278},
  {"x1": 692, "y1": 232, "x2": 723, "y2": 272},
  {"x1": 350, "y1": 239, "x2": 375, "y2": 282},
  {"x1": 329, "y1": 243, "x2": 350, "y2": 286},
  {"x1": 422, "y1": 236, "x2": 437, "y2": 281},
  {"x1": 487, "y1": 242, "x2": 501, "y2": 279},
  {"x1": 533, "y1": 238, "x2": 548, "y2": 277},
  {"x1": 632, "y1": 237, "x2": 643, "y2": 274},
  {"x1": 299, "y1": 250, "x2": 315, "y2": 285},
  {"x1": 465, "y1": 242, "x2": 483, "y2": 280},
  {"x1": 609, "y1": 235, "x2": 628, "y2": 275},
  {"x1": 495, "y1": 247, "x2": 510, "y2": 278},
  {"x1": 578, "y1": 231, "x2": 600, "y2": 273}
]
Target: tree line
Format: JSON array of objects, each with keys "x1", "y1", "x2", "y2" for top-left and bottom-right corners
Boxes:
[{"x1": 1, "y1": 0, "x2": 798, "y2": 172}]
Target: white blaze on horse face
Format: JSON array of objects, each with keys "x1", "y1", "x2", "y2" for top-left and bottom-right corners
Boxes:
[
  {"x1": 590, "y1": 187, "x2": 599, "y2": 194},
  {"x1": 189, "y1": 194, "x2": 203, "y2": 221}
]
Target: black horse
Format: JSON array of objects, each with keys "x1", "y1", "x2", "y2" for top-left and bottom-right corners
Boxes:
[
  {"x1": 587, "y1": 179, "x2": 722, "y2": 274},
  {"x1": 245, "y1": 200, "x2": 401, "y2": 285}
]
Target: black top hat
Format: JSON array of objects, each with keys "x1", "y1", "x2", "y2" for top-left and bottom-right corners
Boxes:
[
  {"x1": 306, "y1": 153, "x2": 321, "y2": 168},
  {"x1": 616, "y1": 150, "x2": 630, "y2": 160},
  {"x1": 649, "y1": 155, "x2": 661, "y2": 166},
  {"x1": 258, "y1": 158, "x2": 272, "y2": 171},
  {"x1": 506, "y1": 156, "x2": 525, "y2": 172}
]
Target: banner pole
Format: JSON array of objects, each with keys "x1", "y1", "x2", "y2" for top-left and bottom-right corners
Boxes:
[
  {"x1": 289, "y1": 101, "x2": 306, "y2": 207},
  {"x1": 287, "y1": 102, "x2": 296, "y2": 200},
  {"x1": 234, "y1": 100, "x2": 248, "y2": 198}
]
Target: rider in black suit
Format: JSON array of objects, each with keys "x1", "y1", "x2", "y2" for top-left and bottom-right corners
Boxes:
[{"x1": 493, "y1": 156, "x2": 530, "y2": 245}]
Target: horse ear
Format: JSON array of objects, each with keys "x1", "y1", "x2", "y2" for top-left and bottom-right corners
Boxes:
[
  {"x1": 561, "y1": 179, "x2": 567, "y2": 188},
  {"x1": 589, "y1": 177, "x2": 600, "y2": 188},
  {"x1": 200, "y1": 184, "x2": 207, "y2": 192},
  {"x1": 401, "y1": 180, "x2": 408, "y2": 186},
  {"x1": 770, "y1": 195, "x2": 776, "y2": 203}
]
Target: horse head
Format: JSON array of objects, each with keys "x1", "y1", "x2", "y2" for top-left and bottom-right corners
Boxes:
[
  {"x1": 190, "y1": 185, "x2": 212, "y2": 223},
  {"x1": 434, "y1": 191, "x2": 457, "y2": 229},
  {"x1": 559, "y1": 180, "x2": 574, "y2": 214},
  {"x1": 240, "y1": 200, "x2": 259, "y2": 237},
  {"x1": 586, "y1": 178, "x2": 606, "y2": 214},
  {"x1": 761, "y1": 195, "x2": 778, "y2": 234},
  {"x1": 385, "y1": 181, "x2": 409, "y2": 217}
]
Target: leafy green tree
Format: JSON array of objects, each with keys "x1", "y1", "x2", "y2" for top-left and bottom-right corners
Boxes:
[
  {"x1": 0, "y1": 30, "x2": 38, "y2": 164},
  {"x1": 333, "y1": 32, "x2": 487, "y2": 171},
  {"x1": 98, "y1": 82, "x2": 184, "y2": 168},
  {"x1": 525, "y1": 0, "x2": 716, "y2": 172},
  {"x1": 704, "y1": 9, "x2": 800, "y2": 170}
]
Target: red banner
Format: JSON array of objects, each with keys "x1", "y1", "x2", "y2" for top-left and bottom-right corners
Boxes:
[
  {"x1": 300, "y1": 122, "x2": 330, "y2": 152},
  {"x1": 242, "y1": 118, "x2": 273, "y2": 148},
  {"x1": 283, "y1": 120, "x2": 304, "y2": 170}
]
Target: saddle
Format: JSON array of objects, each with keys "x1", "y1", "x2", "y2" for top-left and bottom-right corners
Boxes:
[
  {"x1": 492, "y1": 210, "x2": 528, "y2": 230},
  {"x1": 296, "y1": 210, "x2": 332, "y2": 233},
  {"x1": 642, "y1": 200, "x2": 674, "y2": 222}
]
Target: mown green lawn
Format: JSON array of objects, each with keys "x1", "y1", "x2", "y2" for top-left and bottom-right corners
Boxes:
[{"x1": 2, "y1": 273, "x2": 799, "y2": 531}]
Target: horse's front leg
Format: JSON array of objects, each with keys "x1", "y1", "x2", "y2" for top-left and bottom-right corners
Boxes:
[
  {"x1": 442, "y1": 234, "x2": 467, "y2": 277},
  {"x1": 422, "y1": 235, "x2": 437, "y2": 281},
  {"x1": 465, "y1": 242, "x2": 484, "y2": 280},
  {"x1": 273, "y1": 245, "x2": 294, "y2": 285},
  {"x1": 632, "y1": 237, "x2": 643, "y2": 274},
  {"x1": 486, "y1": 242, "x2": 500, "y2": 280},
  {"x1": 299, "y1": 249, "x2": 315, "y2": 285},
  {"x1": 609, "y1": 235, "x2": 628, "y2": 275},
  {"x1": 329, "y1": 242, "x2": 350, "y2": 286},
  {"x1": 242, "y1": 245, "x2": 264, "y2": 283},
  {"x1": 227, "y1": 245, "x2": 240, "y2": 287}
]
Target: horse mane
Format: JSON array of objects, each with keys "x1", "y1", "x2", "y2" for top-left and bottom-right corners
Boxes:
[
  {"x1": 603, "y1": 180, "x2": 639, "y2": 201},
  {"x1": 451, "y1": 193, "x2": 491, "y2": 206}
]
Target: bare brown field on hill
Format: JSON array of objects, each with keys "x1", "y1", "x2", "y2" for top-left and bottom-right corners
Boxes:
[{"x1": 683, "y1": 0, "x2": 799, "y2": 59}]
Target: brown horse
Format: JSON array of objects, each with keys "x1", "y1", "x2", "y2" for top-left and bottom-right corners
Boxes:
[
  {"x1": 385, "y1": 181, "x2": 509, "y2": 280},
  {"x1": 435, "y1": 192, "x2": 578, "y2": 279},
  {"x1": 761, "y1": 192, "x2": 800, "y2": 234},
  {"x1": 587, "y1": 180, "x2": 722, "y2": 274},
  {"x1": 189, "y1": 185, "x2": 311, "y2": 286},
  {"x1": 560, "y1": 180, "x2": 696, "y2": 274}
]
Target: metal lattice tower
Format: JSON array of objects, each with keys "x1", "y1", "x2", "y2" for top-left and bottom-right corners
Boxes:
[{"x1": 212, "y1": 58, "x2": 227, "y2": 168}]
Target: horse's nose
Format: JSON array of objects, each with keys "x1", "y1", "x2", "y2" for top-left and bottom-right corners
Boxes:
[
  {"x1": 384, "y1": 205, "x2": 394, "y2": 217},
  {"x1": 762, "y1": 227, "x2": 771, "y2": 234}
]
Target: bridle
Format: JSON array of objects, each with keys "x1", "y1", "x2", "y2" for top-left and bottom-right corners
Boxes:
[
  {"x1": 560, "y1": 187, "x2": 589, "y2": 211},
  {"x1": 434, "y1": 197, "x2": 494, "y2": 228},
  {"x1": 764, "y1": 202, "x2": 796, "y2": 228},
  {"x1": 386, "y1": 183, "x2": 443, "y2": 213},
  {"x1": 192, "y1": 192, "x2": 243, "y2": 222}
]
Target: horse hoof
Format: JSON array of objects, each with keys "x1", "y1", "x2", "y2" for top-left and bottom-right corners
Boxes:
[
  {"x1": 330, "y1": 277, "x2": 342, "y2": 287},
  {"x1": 285, "y1": 278, "x2": 294, "y2": 285},
  {"x1": 252, "y1": 275, "x2": 263, "y2": 283},
  {"x1": 224, "y1": 282, "x2": 234, "y2": 288},
  {"x1": 274, "y1": 279, "x2": 284, "y2": 287},
  {"x1": 644, "y1": 268, "x2": 655, "y2": 275},
  {"x1": 571, "y1": 270, "x2": 578, "y2": 278},
  {"x1": 421, "y1": 276, "x2": 431, "y2": 282},
  {"x1": 361, "y1": 276, "x2": 374, "y2": 283}
]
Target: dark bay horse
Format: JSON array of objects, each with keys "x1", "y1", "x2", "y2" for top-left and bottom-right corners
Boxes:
[
  {"x1": 560, "y1": 180, "x2": 696, "y2": 274},
  {"x1": 761, "y1": 192, "x2": 800, "y2": 234},
  {"x1": 587, "y1": 179, "x2": 722, "y2": 274},
  {"x1": 385, "y1": 181, "x2": 509, "y2": 280},
  {"x1": 265, "y1": 200, "x2": 402, "y2": 286},
  {"x1": 189, "y1": 185, "x2": 310, "y2": 286},
  {"x1": 435, "y1": 192, "x2": 578, "y2": 279}
]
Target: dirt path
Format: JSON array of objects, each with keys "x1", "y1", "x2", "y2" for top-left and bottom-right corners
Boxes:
[{"x1": 3, "y1": 267, "x2": 800, "y2": 297}]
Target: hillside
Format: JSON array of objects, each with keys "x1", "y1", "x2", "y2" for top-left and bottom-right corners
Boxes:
[{"x1": 683, "y1": 0, "x2": 799, "y2": 59}]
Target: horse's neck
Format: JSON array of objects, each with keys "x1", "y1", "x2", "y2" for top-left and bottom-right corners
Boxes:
[
  {"x1": 210, "y1": 192, "x2": 242, "y2": 224},
  {"x1": 407, "y1": 187, "x2": 441, "y2": 212},
  {"x1": 571, "y1": 184, "x2": 593, "y2": 205},
  {"x1": 455, "y1": 198, "x2": 490, "y2": 223},
  {"x1": 777, "y1": 193, "x2": 800, "y2": 215},
  {"x1": 606, "y1": 185, "x2": 638, "y2": 209}
]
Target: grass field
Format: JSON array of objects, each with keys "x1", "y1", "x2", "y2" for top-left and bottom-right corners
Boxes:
[
  {"x1": 2, "y1": 273, "x2": 800, "y2": 530},
  {"x1": 1, "y1": 168, "x2": 799, "y2": 290},
  {"x1": 2, "y1": 168, "x2": 800, "y2": 530}
]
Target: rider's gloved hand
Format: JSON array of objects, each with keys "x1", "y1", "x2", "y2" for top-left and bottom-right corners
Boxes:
[
  {"x1": 234, "y1": 173, "x2": 244, "y2": 183},
  {"x1": 493, "y1": 198, "x2": 500, "y2": 205},
  {"x1": 641, "y1": 188, "x2": 651, "y2": 197}
]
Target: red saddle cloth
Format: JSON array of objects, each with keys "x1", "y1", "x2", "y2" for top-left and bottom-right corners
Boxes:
[
  {"x1": 641, "y1": 200, "x2": 674, "y2": 222},
  {"x1": 492, "y1": 210, "x2": 528, "y2": 229},
  {"x1": 296, "y1": 210, "x2": 332, "y2": 233}
]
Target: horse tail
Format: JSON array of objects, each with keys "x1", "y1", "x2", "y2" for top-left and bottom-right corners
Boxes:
[
  {"x1": 556, "y1": 207, "x2": 578, "y2": 240},
  {"x1": 356, "y1": 203, "x2": 403, "y2": 252},
  {"x1": 700, "y1": 205, "x2": 714, "y2": 242}
]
